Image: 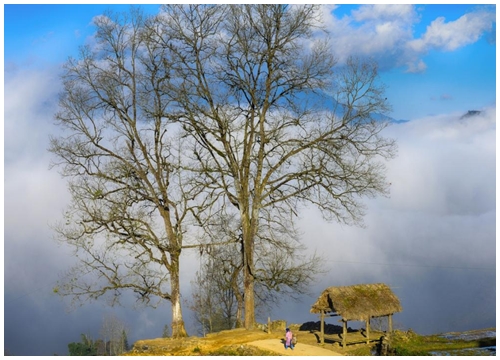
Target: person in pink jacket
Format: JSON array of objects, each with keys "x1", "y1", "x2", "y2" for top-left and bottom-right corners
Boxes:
[{"x1": 284, "y1": 328, "x2": 294, "y2": 350}]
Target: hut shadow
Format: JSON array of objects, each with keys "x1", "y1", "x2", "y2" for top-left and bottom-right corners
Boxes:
[
  {"x1": 312, "y1": 333, "x2": 338, "y2": 345},
  {"x1": 300, "y1": 321, "x2": 357, "y2": 344}
]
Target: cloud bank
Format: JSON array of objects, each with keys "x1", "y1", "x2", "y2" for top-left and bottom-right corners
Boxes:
[{"x1": 293, "y1": 107, "x2": 495, "y2": 333}]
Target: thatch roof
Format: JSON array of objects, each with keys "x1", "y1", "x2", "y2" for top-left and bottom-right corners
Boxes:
[{"x1": 310, "y1": 283, "x2": 402, "y2": 321}]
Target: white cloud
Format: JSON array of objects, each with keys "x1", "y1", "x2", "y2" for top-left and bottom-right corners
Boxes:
[
  {"x1": 351, "y1": 4, "x2": 415, "y2": 22},
  {"x1": 405, "y1": 59, "x2": 427, "y2": 73},
  {"x1": 319, "y1": 5, "x2": 416, "y2": 67},
  {"x1": 308, "y1": 4, "x2": 338, "y2": 29},
  {"x1": 408, "y1": 10, "x2": 496, "y2": 53},
  {"x1": 319, "y1": 5, "x2": 495, "y2": 72},
  {"x1": 4, "y1": 67, "x2": 61, "y2": 164},
  {"x1": 4, "y1": 66, "x2": 73, "y2": 295},
  {"x1": 384, "y1": 109, "x2": 495, "y2": 215}
]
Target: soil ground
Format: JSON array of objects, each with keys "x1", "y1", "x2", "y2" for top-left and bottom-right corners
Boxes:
[{"x1": 247, "y1": 339, "x2": 343, "y2": 356}]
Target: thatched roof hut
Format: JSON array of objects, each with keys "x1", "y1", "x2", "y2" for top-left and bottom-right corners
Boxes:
[
  {"x1": 311, "y1": 283, "x2": 402, "y2": 320},
  {"x1": 310, "y1": 283, "x2": 402, "y2": 346}
]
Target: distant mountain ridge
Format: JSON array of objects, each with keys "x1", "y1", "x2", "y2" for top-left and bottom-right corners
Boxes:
[
  {"x1": 384, "y1": 110, "x2": 483, "y2": 124},
  {"x1": 460, "y1": 110, "x2": 482, "y2": 119}
]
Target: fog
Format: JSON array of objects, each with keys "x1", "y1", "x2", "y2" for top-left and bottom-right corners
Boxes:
[{"x1": 3, "y1": 65, "x2": 495, "y2": 355}]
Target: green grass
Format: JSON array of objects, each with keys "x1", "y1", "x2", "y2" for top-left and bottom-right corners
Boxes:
[
  {"x1": 345, "y1": 346, "x2": 373, "y2": 356},
  {"x1": 390, "y1": 330, "x2": 495, "y2": 356}
]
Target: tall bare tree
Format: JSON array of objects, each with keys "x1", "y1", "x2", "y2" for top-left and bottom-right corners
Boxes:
[
  {"x1": 51, "y1": 4, "x2": 396, "y2": 335},
  {"x1": 152, "y1": 4, "x2": 397, "y2": 329},
  {"x1": 49, "y1": 8, "x2": 200, "y2": 337}
]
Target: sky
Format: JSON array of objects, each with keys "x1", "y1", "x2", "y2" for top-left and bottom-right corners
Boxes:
[{"x1": 3, "y1": 3, "x2": 497, "y2": 356}]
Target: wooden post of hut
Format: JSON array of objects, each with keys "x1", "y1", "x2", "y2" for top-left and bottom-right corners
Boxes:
[
  {"x1": 320, "y1": 310, "x2": 325, "y2": 344},
  {"x1": 366, "y1": 316, "x2": 370, "y2": 344},
  {"x1": 388, "y1": 314, "x2": 393, "y2": 333},
  {"x1": 342, "y1": 320, "x2": 347, "y2": 347}
]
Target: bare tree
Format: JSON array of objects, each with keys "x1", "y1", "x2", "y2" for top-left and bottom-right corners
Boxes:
[
  {"x1": 100, "y1": 313, "x2": 128, "y2": 355},
  {"x1": 190, "y1": 209, "x2": 324, "y2": 333},
  {"x1": 49, "y1": 8, "x2": 202, "y2": 337},
  {"x1": 152, "y1": 4, "x2": 397, "y2": 329},
  {"x1": 189, "y1": 212, "x2": 243, "y2": 332},
  {"x1": 51, "y1": 4, "x2": 396, "y2": 335},
  {"x1": 189, "y1": 261, "x2": 237, "y2": 336}
]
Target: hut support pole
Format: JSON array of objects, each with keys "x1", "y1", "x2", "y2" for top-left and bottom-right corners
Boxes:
[
  {"x1": 320, "y1": 311, "x2": 324, "y2": 344},
  {"x1": 366, "y1": 317, "x2": 370, "y2": 344},
  {"x1": 342, "y1": 320, "x2": 347, "y2": 347},
  {"x1": 388, "y1": 314, "x2": 393, "y2": 333}
]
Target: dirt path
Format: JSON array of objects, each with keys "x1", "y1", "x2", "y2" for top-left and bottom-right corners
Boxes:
[{"x1": 247, "y1": 339, "x2": 343, "y2": 356}]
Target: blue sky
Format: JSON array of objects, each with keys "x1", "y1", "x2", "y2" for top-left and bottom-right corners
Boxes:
[
  {"x1": 3, "y1": 4, "x2": 497, "y2": 356},
  {"x1": 3, "y1": 4, "x2": 496, "y2": 119},
  {"x1": 4, "y1": 5, "x2": 161, "y2": 66}
]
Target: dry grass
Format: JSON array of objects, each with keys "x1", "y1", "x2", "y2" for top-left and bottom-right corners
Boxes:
[{"x1": 125, "y1": 328, "x2": 284, "y2": 356}]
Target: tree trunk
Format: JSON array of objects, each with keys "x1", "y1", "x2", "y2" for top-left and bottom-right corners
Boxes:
[
  {"x1": 242, "y1": 226, "x2": 255, "y2": 329},
  {"x1": 234, "y1": 285, "x2": 244, "y2": 328},
  {"x1": 243, "y1": 265, "x2": 255, "y2": 329},
  {"x1": 170, "y1": 253, "x2": 188, "y2": 338}
]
